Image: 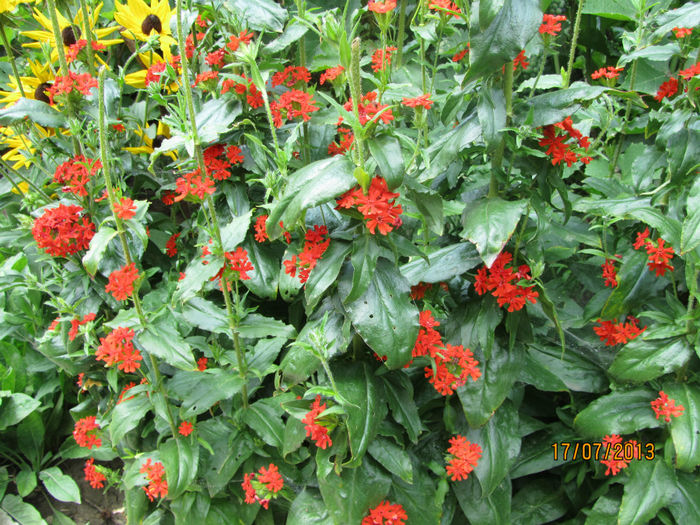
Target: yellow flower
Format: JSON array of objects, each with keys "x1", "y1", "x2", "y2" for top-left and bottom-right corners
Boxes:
[
  {"x1": 0, "y1": 0, "x2": 21, "y2": 14},
  {"x1": 114, "y1": 0, "x2": 175, "y2": 58},
  {"x1": 0, "y1": 125, "x2": 51, "y2": 169},
  {"x1": 10, "y1": 181, "x2": 29, "y2": 194},
  {"x1": 21, "y1": 2, "x2": 122, "y2": 65},
  {"x1": 0, "y1": 60, "x2": 55, "y2": 107},
  {"x1": 123, "y1": 52, "x2": 178, "y2": 91},
  {"x1": 124, "y1": 122, "x2": 177, "y2": 160}
]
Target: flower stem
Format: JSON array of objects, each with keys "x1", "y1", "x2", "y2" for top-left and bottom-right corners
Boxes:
[
  {"x1": 563, "y1": 0, "x2": 584, "y2": 88},
  {"x1": 396, "y1": 0, "x2": 407, "y2": 67},
  {"x1": 0, "y1": 160, "x2": 52, "y2": 202},
  {"x1": 77, "y1": 0, "x2": 97, "y2": 77},
  {"x1": 348, "y1": 37, "x2": 366, "y2": 173},
  {"x1": 46, "y1": 0, "x2": 70, "y2": 76},
  {"x1": 0, "y1": 18, "x2": 25, "y2": 98},
  {"x1": 489, "y1": 61, "x2": 514, "y2": 197}
]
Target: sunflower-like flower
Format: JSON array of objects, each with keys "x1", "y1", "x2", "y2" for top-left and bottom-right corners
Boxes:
[
  {"x1": 0, "y1": 0, "x2": 21, "y2": 14},
  {"x1": 0, "y1": 60, "x2": 56, "y2": 107},
  {"x1": 114, "y1": 0, "x2": 175, "y2": 59},
  {"x1": 0, "y1": 125, "x2": 52, "y2": 169},
  {"x1": 123, "y1": 122, "x2": 177, "y2": 160},
  {"x1": 21, "y1": 3, "x2": 121, "y2": 65},
  {"x1": 123, "y1": 52, "x2": 179, "y2": 91}
]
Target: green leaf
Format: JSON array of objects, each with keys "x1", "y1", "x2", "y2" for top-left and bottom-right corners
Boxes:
[
  {"x1": 338, "y1": 259, "x2": 419, "y2": 369},
  {"x1": 51, "y1": 509, "x2": 77, "y2": 525},
  {"x1": 0, "y1": 393, "x2": 39, "y2": 430},
  {"x1": 160, "y1": 438, "x2": 199, "y2": 501},
  {"x1": 422, "y1": 114, "x2": 481, "y2": 182},
  {"x1": 287, "y1": 489, "x2": 334, "y2": 525},
  {"x1": 585, "y1": 492, "x2": 622, "y2": 525},
  {"x1": 466, "y1": 0, "x2": 542, "y2": 81},
  {"x1": 511, "y1": 479, "x2": 567, "y2": 525},
  {"x1": 82, "y1": 226, "x2": 117, "y2": 277},
  {"x1": 305, "y1": 241, "x2": 351, "y2": 312},
  {"x1": 581, "y1": 0, "x2": 639, "y2": 21},
  {"x1": 524, "y1": 345, "x2": 607, "y2": 392},
  {"x1": 400, "y1": 243, "x2": 480, "y2": 284},
  {"x1": 574, "y1": 388, "x2": 661, "y2": 438},
  {"x1": 1, "y1": 494, "x2": 47, "y2": 525},
  {"x1": 224, "y1": 0, "x2": 288, "y2": 32},
  {"x1": 619, "y1": 43, "x2": 680, "y2": 65},
  {"x1": 181, "y1": 297, "x2": 227, "y2": 334},
  {"x1": 608, "y1": 337, "x2": 692, "y2": 383},
  {"x1": 317, "y1": 457, "x2": 391, "y2": 524},
  {"x1": 453, "y1": 476, "x2": 511, "y2": 525},
  {"x1": 600, "y1": 250, "x2": 653, "y2": 319},
  {"x1": 382, "y1": 372, "x2": 423, "y2": 443},
  {"x1": 242, "y1": 399, "x2": 285, "y2": 448},
  {"x1": 344, "y1": 236, "x2": 380, "y2": 305},
  {"x1": 242, "y1": 236, "x2": 280, "y2": 299},
  {"x1": 515, "y1": 83, "x2": 608, "y2": 127},
  {"x1": 333, "y1": 361, "x2": 386, "y2": 465},
  {"x1": 461, "y1": 198, "x2": 527, "y2": 267},
  {"x1": 368, "y1": 135, "x2": 404, "y2": 189},
  {"x1": 665, "y1": 383, "x2": 700, "y2": 471},
  {"x1": 267, "y1": 156, "x2": 356, "y2": 240},
  {"x1": 390, "y1": 459, "x2": 442, "y2": 525},
  {"x1": 651, "y1": 2, "x2": 700, "y2": 40},
  {"x1": 477, "y1": 87, "x2": 506, "y2": 150},
  {"x1": 195, "y1": 99, "x2": 242, "y2": 146},
  {"x1": 510, "y1": 424, "x2": 578, "y2": 479},
  {"x1": 618, "y1": 458, "x2": 677, "y2": 525},
  {"x1": 0, "y1": 98, "x2": 67, "y2": 128},
  {"x1": 405, "y1": 186, "x2": 444, "y2": 236},
  {"x1": 39, "y1": 467, "x2": 81, "y2": 504},
  {"x1": 136, "y1": 322, "x2": 196, "y2": 370},
  {"x1": 239, "y1": 313, "x2": 296, "y2": 339},
  {"x1": 168, "y1": 370, "x2": 245, "y2": 418},
  {"x1": 681, "y1": 207, "x2": 700, "y2": 255},
  {"x1": 264, "y1": 22, "x2": 308, "y2": 53},
  {"x1": 368, "y1": 437, "x2": 413, "y2": 484},
  {"x1": 220, "y1": 211, "x2": 252, "y2": 251},
  {"x1": 111, "y1": 394, "x2": 151, "y2": 444},
  {"x1": 282, "y1": 416, "x2": 307, "y2": 459},
  {"x1": 174, "y1": 254, "x2": 224, "y2": 304},
  {"x1": 668, "y1": 471, "x2": 700, "y2": 524},
  {"x1": 15, "y1": 470, "x2": 36, "y2": 498}
]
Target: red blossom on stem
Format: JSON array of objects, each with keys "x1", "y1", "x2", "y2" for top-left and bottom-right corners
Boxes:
[
  {"x1": 84, "y1": 458, "x2": 106, "y2": 489},
  {"x1": 32, "y1": 205, "x2": 95, "y2": 257},
  {"x1": 178, "y1": 421, "x2": 194, "y2": 436},
  {"x1": 68, "y1": 312, "x2": 96, "y2": 341},
  {"x1": 673, "y1": 27, "x2": 693, "y2": 38},
  {"x1": 593, "y1": 317, "x2": 646, "y2": 346},
  {"x1": 96, "y1": 326, "x2": 142, "y2": 372},
  {"x1": 539, "y1": 14, "x2": 566, "y2": 35},
  {"x1": 242, "y1": 464, "x2": 284, "y2": 509},
  {"x1": 445, "y1": 435, "x2": 482, "y2": 481},
  {"x1": 645, "y1": 237, "x2": 674, "y2": 276},
  {"x1": 592, "y1": 66, "x2": 624, "y2": 80},
  {"x1": 474, "y1": 251, "x2": 539, "y2": 311},
  {"x1": 371, "y1": 46, "x2": 397, "y2": 72},
  {"x1": 271, "y1": 65, "x2": 311, "y2": 88},
  {"x1": 73, "y1": 416, "x2": 101, "y2": 449},
  {"x1": 283, "y1": 225, "x2": 330, "y2": 284},
  {"x1": 655, "y1": 77, "x2": 678, "y2": 102},
  {"x1": 368, "y1": 0, "x2": 397, "y2": 14},
  {"x1": 336, "y1": 177, "x2": 403, "y2": 235},
  {"x1": 320, "y1": 65, "x2": 344, "y2": 84},
  {"x1": 362, "y1": 501, "x2": 408, "y2": 525},
  {"x1": 113, "y1": 197, "x2": 137, "y2": 220},
  {"x1": 53, "y1": 155, "x2": 102, "y2": 197},
  {"x1": 302, "y1": 395, "x2": 332, "y2": 449},
  {"x1": 140, "y1": 460, "x2": 168, "y2": 501},
  {"x1": 105, "y1": 263, "x2": 139, "y2": 301},
  {"x1": 601, "y1": 259, "x2": 618, "y2": 287},
  {"x1": 651, "y1": 391, "x2": 684, "y2": 422}
]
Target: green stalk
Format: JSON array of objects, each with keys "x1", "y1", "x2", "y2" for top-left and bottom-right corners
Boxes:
[
  {"x1": 0, "y1": 159, "x2": 52, "y2": 202},
  {"x1": 348, "y1": 38, "x2": 366, "y2": 173},
  {"x1": 295, "y1": 0, "x2": 310, "y2": 164},
  {"x1": 428, "y1": 20, "x2": 445, "y2": 93},
  {"x1": 608, "y1": 60, "x2": 638, "y2": 177},
  {"x1": 47, "y1": 0, "x2": 70, "y2": 76},
  {"x1": 395, "y1": 0, "x2": 407, "y2": 67},
  {"x1": 528, "y1": 47, "x2": 547, "y2": 100},
  {"x1": 77, "y1": 0, "x2": 97, "y2": 76},
  {"x1": 98, "y1": 68, "x2": 147, "y2": 327},
  {"x1": 563, "y1": 0, "x2": 584, "y2": 88},
  {"x1": 489, "y1": 61, "x2": 513, "y2": 197},
  {"x1": 0, "y1": 18, "x2": 26, "y2": 97}
]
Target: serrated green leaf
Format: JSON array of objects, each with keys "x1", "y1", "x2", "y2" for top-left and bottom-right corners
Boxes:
[
  {"x1": 111, "y1": 394, "x2": 150, "y2": 444},
  {"x1": 168, "y1": 370, "x2": 245, "y2": 418},
  {"x1": 305, "y1": 241, "x2": 351, "y2": 312},
  {"x1": 368, "y1": 437, "x2": 413, "y2": 484}
]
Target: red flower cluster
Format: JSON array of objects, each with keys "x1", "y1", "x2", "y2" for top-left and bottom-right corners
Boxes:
[
  {"x1": 368, "y1": 0, "x2": 397, "y2": 13},
  {"x1": 105, "y1": 262, "x2": 139, "y2": 301},
  {"x1": 242, "y1": 464, "x2": 284, "y2": 509},
  {"x1": 226, "y1": 30, "x2": 255, "y2": 52},
  {"x1": 673, "y1": 27, "x2": 693, "y2": 38},
  {"x1": 302, "y1": 395, "x2": 332, "y2": 449},
  {"x1": 69, "y1": 312, "x2": 96, "y2": 341},
  {"x1": 410, "y1": 281, "x2": 448, "y2": 300},
  {"x1": 651, "y1": 391, "x2": 684, "y2": 422},
  {"x1": 32, "y1": 204, "x2": 95, "y2": 257},
  {"x1": 601, "y1": 258, "x2": 618, "y2": 287},
  {"x1": 185, "y1": 31, "x2": 205, "y2": 59},
  {"x1": 254, "y1": 215, "x2": 269, "y2": 242},
  {"x1": 328, "y1": 127, "x2": 354, "y2": 155},
  {"x1": 178, "y1": 421, "x2": 194, "y2": 436},
  {"x1": 271, "y1": 65, "x2": 310, "y2": 88},
  {"x1": 371, "y1": 46, "x2": 397, "y2": 72},
  {"x1": 205, "y1": 48, "x2": 225, "y2": 67},
  {"x1": 513, "y1": 50, "x2": 529, "y2": 71},
  {"x1": 341, "y1": 91, "x2": 394, "y2": 126},
  {"x1": 538, "y1": 116, "x2": 592, "y2": 167},
  {"x1": 600, "y1": 434, "x2": 640, "y2": 476},
  {"x1": 117, "y1": 381, "x2": 137, "y2": 404},
  {"x1": 96, "y1": 326, "x2": 142, "y2": 373},
  {"x1": 320, "y1": 65, "x2": 344, "y2": 85},
  {"x1": 192, "y1": 70, "x2": 219, "y2": 88},
  {"x1": 66, "y1": 39, "x2": 106, "y2": 63},
  {"x1": 592, "y1": 66, "x2": 624, "y2": 80},
  {"x1": 84, "y1": 458, "x2": 106, "y2": 489},
  {"x1": 114, "y1": 197, "x2": 137, "y2": 220},
  {"x1": 283, "y1": 225, "x2": 330, "y2": 284},
  {"x1": 402, "y1": 93, "x2": 433, "y2": 109},
  {"x1": 221, "y1": 73, "x2": 263, "y2": 108},
  {"x1": 429, "y1": 0, "x2": 461, "y2": 17},
  {"x1": 165, "y1": 232, "x2": 180, "y2": 257},
  {"x1": 452, "y1": 47, "x2": 469, "y2": 62},
  {"x1": 633, "y1": 228, "x2": 675, "y2": 276},
  {"x1": 655, "y1": 77, "x2": 678, "y2": 102},
  {"x1": 593, "y1": 316, "x2": 646, "y2": 346},
  {"x1": 270, "y1": 89, "x2": 319, "y2": 127},
  {"x1": 336, "y1": 177, "x2": 403, "y2": 235},
  {"x1": 362, "y1": 501, "x2": 407, "y2": 525},
  {"x1": 211, "y1": 247, "x2": 255, "y2": 283},
  {"x1": 445, "y1": 435, "x2": 482, "y2": 481},
  {"x1": 140, "y1": 459, "x2": 168, "y2": 501},
  {"x1": 539, "y1": 14, "x2": 566, "y2": 35},
  {"x1": 73, "y1": 416, "x2": 101, "y2": 449},
  {"x1": 679, "y1": 61, "x2": 700, "y2": 80},
  {"x1": 46, "y1": 71, "x2": 97, "y2": 104},
  {"x1": 53, "y1": 155, "x2": 101, "y2": 197},
  {"x1": 474, "y1": 251, "x2": 539, "y2": 312},
  {"x1": 197, "y1": 357, "x2": 208, "y2": 371}
]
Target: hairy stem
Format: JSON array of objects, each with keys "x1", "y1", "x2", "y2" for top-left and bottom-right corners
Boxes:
[
  {"x1": 348, "y1": 37, "x2": 366, "y2": 173},
  {"x1": 77, "y1": 0, "x2": 97, "y2": 76},
  {"x1": 0, "y1": 18, "x2": 26, "y2": 97},
  {"x1": 563, "y1": 0, "x2": 584, "y2": 88}
]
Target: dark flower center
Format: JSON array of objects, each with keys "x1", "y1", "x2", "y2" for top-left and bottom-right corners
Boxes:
[
  {"x1": 61, "y1": 26, "x2": 81, "y2": 47},
  {"x1": 34, "y1": 82, "x2": 53, "y2": 104},
  {"x1": 152, "y1": 135, "x2": 166, "y2": 149},
  {"x1": 141, "y1": 14, "x2": 162, "y2": 36}
]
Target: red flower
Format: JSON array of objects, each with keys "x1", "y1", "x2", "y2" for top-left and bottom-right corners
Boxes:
[
  {"x1": 53, "y1": 155, "x2": 102, "y2": 197},
  {"x1": 368, "y1": 0, "x2": 397, "y2": 14},
  {"x1": 117, "y1": 382, "x2": 137, "y2": 404},
  {"x1": 410, "y1": 282, "x2": 433, "y2": 300},
  {"x1": 651, "y1": 391, "x2": 684, "y2": 422},
  {"x1": 165, "y1": 232, "x2": 180, "y2": 257},
  {"x1": 633, "y1": 227, "x2": 650, "y2": 250},
  {"x1": 539, "y1": 14, "x2": 566, "y2": 35},
  {"x1": 84, "y1": 458, "x2": 106, "y2": 489},
  {"x1": 302, "y1": 395, "x2": 333, "y2": 449},
  {"x1": 452, "y1": 47, "x2": 469, "y2": 62},
  {"x1": 205, "y1": 48, "x2": 225, "y2": 67},
  {"x1": 538, "y1": 116, "x2": 591, "y2": 167},
  {"x1": 473, "y1": 251, "x2": 539, "y2": 311},
  {"x1": 655, "y1": 77, "x2": 678, "y2": 102},
  {"x1": 197, "y1": 357, "x2": 208, "y2": 371},
  {"x1": 371, "y1": 46, "x2": 397, "y2": 72},
  {"x1": 46, "y1": 72, "x2": 97, "y2": 104},
  {"x1": 73, "y1": 416, "x2": 101, "y2": 449},
  {"x1": 600, "y1": 434, "x2": 629, "y2": 476},
  {"x1": 68, "y1": 312, "x2": 96, "y2": 341},
  {"x1": 340, "y1": 91, "x2": 394, "y2": 126},
  {"x1": 429, "y1": 0, "x2": 461, "y2": 17},
  {"x1": 192, "y1": 70, "x2": 219, "y2": 88},
  {"x1": 178, "y1": 421, "x2": 194, "y2": 436},
  {"x1": 226, "y1": 145, "x2": 244, "y2": 165},
  {"x1": 270, "y1": 89, "x2": 320, "y2": 127},
  {"x1": 402, "y1": 93, "x2": 433, "y2": 109},
  {"x1": 337, "y1": 177, "x2": 403, "y2": 235},
  {"x1": 645, "y1": 237, "x2": 674, "y2": 276},
  {"x1": 283, "y1": 225, "x2": 330, "y2": 284},
  {"x1": 593, "y1": 317, "x2": 646, "y2": 346},
  {"x1": 226, "y1": 30, "x2": 254, "y2": 52},
  {"x1": 96, "y1": 326, "x2": 142, "y2": 372},
  {"x1": 174, "y1": 168, "x2": 216, "y2": 201},
  {"x1": 679, "y1": 62, "x2": 700, "y2": 80},
  {"x1": 106, "y1": 263, "x2": 139, "y2": 301},
  {"x1": 242, "y1": 464, "x2": 284, "y2": 509},
  {"x1": 328, "y1": 127, "x2": 354, "y2": 156},
  {"x1": 32, "y1": 204, "x2": 95, "y2": 257},
  {"x1": 254, "y1": 215, "x2": 269, "y2": 242},
  {"x1": 592, "y1": 66, "x2": 623, "y2": 80},
  {"x1": 272, "y1": 65, "x2": 311, "y2": 88},
  {"x1": 513, "y1": 50, "x2": 529, "y2": 70},
  {"x1": 673, "y1": 27, "x2": 693, "y2": 38},
  {"x1": 445, "y1": 435, "x2": 482, "y2": 481},
  {"x1": 601, "y1": 259, "x2": 618, "y2": 287},
  {"x1": 320, "y1": 65, "x2": 344, "y2": 84},
  {"x1": 362, "y1": 501, "x2": 407, "y2": 525},
  {"x1": 114, "y1": 197, "x2": 137, "y2": 220},
  {"x1": 140, "y1": 460, "x2": 168, "y2": 501}
]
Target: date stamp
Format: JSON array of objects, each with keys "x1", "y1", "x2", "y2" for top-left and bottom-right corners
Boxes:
[{"x1": 552, "y1": 442, "x2": 655, "y2": 461}]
